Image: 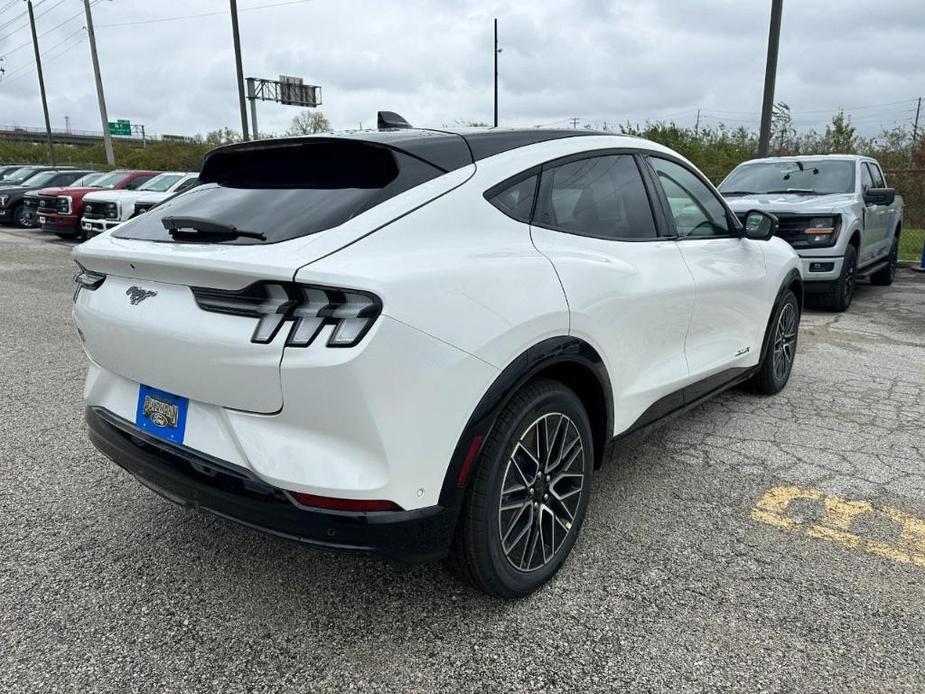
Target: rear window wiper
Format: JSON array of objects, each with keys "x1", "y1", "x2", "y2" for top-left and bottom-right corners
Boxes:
[{"x1": 161, "y1": 216, "x2": 266, "y2": 241}]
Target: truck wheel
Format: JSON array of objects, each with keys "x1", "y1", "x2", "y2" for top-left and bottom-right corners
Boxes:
[
  {"x1": 753, "y1": 290, "x2": 800, "y2": 395},
  {"x1": 447, "y1": 379, "x2": 593, "y2": 598},
  {"x1": 870, "y1": 237, "x2": 898, "y2": 286},
  {"x1": 821, "y1": 245, "x2": 857, "y2": 312},
  {"x1": 12, "y1": 203, "x2": 27, "y2": 228}
]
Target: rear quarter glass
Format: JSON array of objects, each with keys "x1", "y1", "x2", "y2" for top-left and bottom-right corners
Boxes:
[{"x1": 112, "y1": 142, "x2": 447, "y2": 245}]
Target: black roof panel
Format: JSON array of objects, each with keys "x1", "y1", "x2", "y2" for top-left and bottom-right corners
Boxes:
[{"x1": 202, "y1": 128, "x2": 613, "y2": 181}]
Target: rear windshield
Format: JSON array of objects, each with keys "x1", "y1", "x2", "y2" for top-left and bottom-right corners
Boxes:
[
  {"x1": 113, "y1": 142, "x2": 446, "y2": 244},
  {"x1": 720, "y1": 160, "x2": 855, "y2": 195}
]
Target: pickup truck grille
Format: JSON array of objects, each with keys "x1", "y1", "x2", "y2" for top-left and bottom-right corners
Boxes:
[
  {"x1": 736, "y1": 213, "x2": 821, "y2": 245},
  {"x1": 38, "y1": 196, "x2": 58, "y2": 212},
  {"x1": 23, "y1": 198, "x2": 38, "y2": 210}
]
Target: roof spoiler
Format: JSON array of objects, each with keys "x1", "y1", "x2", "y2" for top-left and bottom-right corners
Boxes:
[{"x1": 377, "y1": 111, "x2": 412, "y2": 130}]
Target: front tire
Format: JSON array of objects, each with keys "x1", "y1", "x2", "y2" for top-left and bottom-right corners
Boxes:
[
  {"x1": 753, "y1": 289, "x2": 800, "y2": 395},
  {"x1": 448, "y1": 380, "x2": 594, "y2": 598},
  {"x1": 12, "y1": 203, "x2": 27, "y2": 229},
  {"x1": 870, "y1": 237, "x2": 898, "y2": 286},
  {"x1": 821, "y1": 245, "x2": 857, "y2": 312}
]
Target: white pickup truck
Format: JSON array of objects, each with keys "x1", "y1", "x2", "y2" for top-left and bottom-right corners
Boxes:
[
  {"x1": 721, "y1": 155, "x2": 903, "y2": 311},
  {"x1": 81, "y1": 172, "x2": 199, "y2": 236}
]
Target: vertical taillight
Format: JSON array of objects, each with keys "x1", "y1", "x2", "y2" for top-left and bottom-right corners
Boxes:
[{"x1": 73, "y1": 264, "x2": 106, "y2": 302}]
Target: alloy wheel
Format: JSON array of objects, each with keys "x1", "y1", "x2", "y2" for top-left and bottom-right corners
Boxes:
[
  {"x1": 772, "y1": 302, "x2": 797, "y2": 383},
  {"x1": 842, "y1": 256, "x2": 856, "y2": 304},
  {"x1": 498, "y1": 412, "x2": 586, "y2": 572}
]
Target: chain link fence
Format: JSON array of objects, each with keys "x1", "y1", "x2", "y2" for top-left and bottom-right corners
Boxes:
[{"x1": 885, "y1": 169, "x2": 925, "y2": 263}]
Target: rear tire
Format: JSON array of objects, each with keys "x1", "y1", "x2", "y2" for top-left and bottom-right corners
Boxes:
[
  {"x1": 820, "y1": 244, "x2": 857, "y2": 312},
  {"x1": 447, "y1": 379, "x2": 594, "y2": 598},
  {"x1": 753, "y1": 290, "x2": 800, "y2": 395},
  {"x1": 870, "y1": 237, "x2": 898, "y2": 286}
]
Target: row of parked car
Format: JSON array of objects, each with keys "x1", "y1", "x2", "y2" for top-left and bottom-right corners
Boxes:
[{"x1": 0, "y1": 164, "x2": 200, "y2": 239}]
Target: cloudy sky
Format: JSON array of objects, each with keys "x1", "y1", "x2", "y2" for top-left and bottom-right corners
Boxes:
[{"x1": 0, "y1": 0, "x2": 923, "y2": 139}]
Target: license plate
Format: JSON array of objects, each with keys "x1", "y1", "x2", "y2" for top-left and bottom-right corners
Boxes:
[{"x1": 135, "y1": 385, "x2": 188, "y2": 444}]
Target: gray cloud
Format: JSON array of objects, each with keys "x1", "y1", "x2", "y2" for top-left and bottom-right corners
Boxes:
[{"x1": 0, "y1": 0, "x2": 922, "y2": 139}]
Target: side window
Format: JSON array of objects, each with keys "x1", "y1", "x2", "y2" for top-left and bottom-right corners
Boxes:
[
  {"x1": 860, "y1": 163, "x2": 874, "y2": 192},
  {"x1": 487, "y1": 174, "x2": 537, "y2": 223},
  {"x1": 867, "y1": 163, "x2": 885, "y2": 189},
  {"x1": 648, "y1": 157, "x2": 730, "y2": 238},
  {"x1": 535, "y1": 155, "x2": 657, "y2": 240}
]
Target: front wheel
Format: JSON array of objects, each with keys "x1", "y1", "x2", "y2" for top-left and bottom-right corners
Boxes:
[
  {"x1": 448, "y1": 380, "x2": 594, "y2": 598},
  {"x1": 821, "y1": 245, "x2": 857, "y2": 312},
  {"x1": 12, "y1": 203, "x2": 28, "y2": 229},
  {"x1": 753, "y1": 289, "x2": 800, "y2": 395}
]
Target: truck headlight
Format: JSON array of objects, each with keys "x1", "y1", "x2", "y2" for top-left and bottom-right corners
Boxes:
[
  {"x1": 104, "y1": 202, "x2": 119, "y2": 219},
  {"x1": 57, "y1": 196, "x2": 71, "y2": 213},
  {"x1": 803, "y1": 216, "x2": 841, "y2": 245}
]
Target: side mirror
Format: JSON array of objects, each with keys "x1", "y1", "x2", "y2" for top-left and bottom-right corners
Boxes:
[
  {"x1": 742, "y1": 209, "x2": 778, "y2": 241},
  {"x1": 863, "y1": 187, "x2": 895, "y2": 206}
]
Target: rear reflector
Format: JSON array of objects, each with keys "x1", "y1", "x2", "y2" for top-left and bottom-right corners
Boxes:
[
  {"x1": 288, "y1": 491, "x2": 403, "y2": 513},
  {"x1": 456, "y1": 435, "x2": 485, "y2": 487}
]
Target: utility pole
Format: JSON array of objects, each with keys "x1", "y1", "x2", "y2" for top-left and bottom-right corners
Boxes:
[
  {"x1": 695, "y1": 109, "x2": 701, "y2": 133},
  {"x1": 493, "y1": 18, "x2": 499, "y2": 127},
  {"x1": 570, "y1": 117, "x2": 580, "y2": 129},
  {"x1": 26, "y1": 0, "x2": 56, "y2": 165},
  {"x1": 758, "y1": 0, "x2": 784, "y2": 157},
  {"x1": 83, "y1": 0, "x2": 114, "y2": 166},
  {"x1": 912, "y1": 96, "x2": 922, "y2": 161},
  {"x1": 246, "y1": 78, "x2": 259, "y2": 139},
  {"x1": 229, "y1": 0, "x2": 250, "y2": 140}
]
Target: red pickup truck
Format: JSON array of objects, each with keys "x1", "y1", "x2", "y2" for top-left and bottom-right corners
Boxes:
[{"x1": 37, "y1": 169, "x2": 159, "y2": 239}]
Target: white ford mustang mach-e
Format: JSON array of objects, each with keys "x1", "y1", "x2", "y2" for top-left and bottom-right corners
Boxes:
[{"x1": 73, "y1": 116, "x2": 802, "y2": 597}]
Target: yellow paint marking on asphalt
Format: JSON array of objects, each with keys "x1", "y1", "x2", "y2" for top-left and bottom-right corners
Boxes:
[
  {"x1": 749, "y1": 485, "x2": 822, "y2": 529},
  {"x1": 751, "y1": 485, "x2": 925, "y2": 569}
]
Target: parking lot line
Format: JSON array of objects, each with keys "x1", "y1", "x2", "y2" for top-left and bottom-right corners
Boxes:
[{"x1": 752, "y1": 485, "x2": 925, "y2": 568}]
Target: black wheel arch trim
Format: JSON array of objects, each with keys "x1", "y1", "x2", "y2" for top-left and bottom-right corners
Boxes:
[
  {"x1": 437, "y1": 336, "x2": 613, "y2": 509},
  {"x1": 759, "y1": 268, "x2": 802, "y2": 368}
]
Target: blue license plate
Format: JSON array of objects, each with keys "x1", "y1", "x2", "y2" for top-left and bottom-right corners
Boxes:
[{"x1": 135, "y1": 385, "x2": 189, "y2": 444}]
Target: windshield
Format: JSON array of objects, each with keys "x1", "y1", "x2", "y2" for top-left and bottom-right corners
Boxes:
[
  {"x1": 21, "y1": 170, "x2": 59, "y2": 188},
  {"x1": 90, "y1": 170, "x2": 131, "y2": 189},
  {"x1": 2, "y1": 167, "x2": 41, "y2": 184},
  {"x1": 138, "y1": 173, "x2": 184, "y2": 192},
  {"x1": 720, "y1": 160, "x2": 856, "y2": 195},
  {"x1": 72, "y1": 172, "x2": 105, "y2": 187}
]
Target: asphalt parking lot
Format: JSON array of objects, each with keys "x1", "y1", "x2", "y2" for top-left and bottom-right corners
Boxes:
[{"x1": 1, "y1": 225, "x2": 924, "y2": 694}]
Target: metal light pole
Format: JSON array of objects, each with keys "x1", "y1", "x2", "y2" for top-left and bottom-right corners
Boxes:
[
  {"x1": 83, "y1": 0, "x2": 114, "y2": 166},
  {"x1": 493, "y1": 18, "x2": 500, "y2": 127},
  {"x1": 229, "y1": 0, "x2": 250, "y2": 140},
  {"x1": 26, "y1": 0, "x2": 56, "y2": 165},
  {"x1": 246, "y1": 78, "x2": 259, "y2": 139},
  {"x1": 758, "y1": 0, "x2": 784, "y2": 157}
]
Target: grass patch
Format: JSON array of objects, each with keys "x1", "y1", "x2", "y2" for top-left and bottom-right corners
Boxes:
[{"x1": 899, "y1": 229, "x2": 924, "y2": 263}]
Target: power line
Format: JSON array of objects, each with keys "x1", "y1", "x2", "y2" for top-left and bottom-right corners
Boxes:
[
  {"x1": 1, "y1": 32, "x2": 85, "y2": 86},
  {"x1": 95, "y1": 0, "x2": 315, "y2": 29},
  {"x1": 0, "y1": 0, "x2": 67, "y2": 37}
]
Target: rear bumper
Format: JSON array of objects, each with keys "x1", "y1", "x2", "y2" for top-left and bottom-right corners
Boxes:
[{"x1": 86, "y1": 406, "x2": 458, "y2": 563}]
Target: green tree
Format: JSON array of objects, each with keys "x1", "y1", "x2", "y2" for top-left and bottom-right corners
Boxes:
[
  {"x1": 822, "y1": 111, "x2": 857, "y2": 154},
  {"x1": 287, "y1": 110, "x2": 330, "y2": 135}
]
